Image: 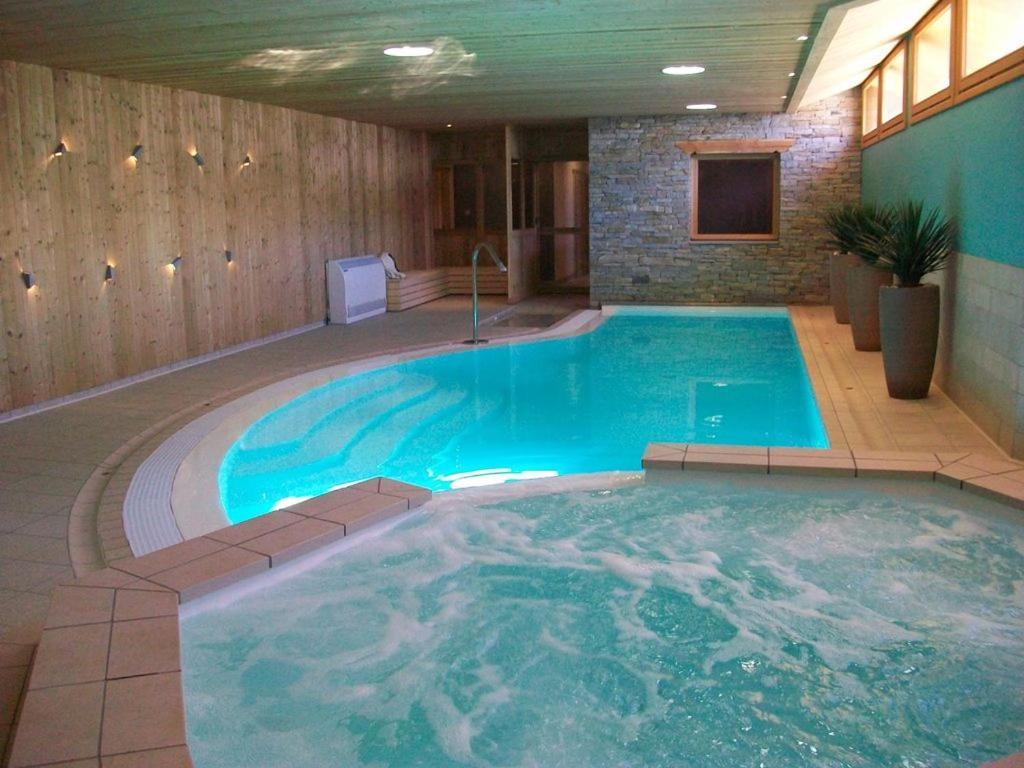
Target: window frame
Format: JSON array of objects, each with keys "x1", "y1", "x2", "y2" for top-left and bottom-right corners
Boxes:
[
  {"x1": 689, "y1": 152, "x2": 781, "y2": 243},
  {"x1": 910, "y1": 0, "x2": 956, "y2": 123},
  {"x1": 957, "y1": 0, "x2": 1024, "y2": 101},
  {"x1": 861, "y1": 70, "x2": 882, "y2": 147},
  {"x1": 861, "y1": 0, "x2": 1022, "y2": 145},
  {"x1": 878, "y1": 40, "x2": 909, "y2": 138}
]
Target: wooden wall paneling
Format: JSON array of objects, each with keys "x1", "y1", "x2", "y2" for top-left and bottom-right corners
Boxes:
[
  {"x1": 0, "y1": 59, "x2": 432, "y2": 412},
  {"x1": 363, "y1": 123, "x2": 381, "y2": 254},
  {"x1": 17, "y1": 63, "x2": 65, "y2": 402},
  {"x1": 347, "y1": 120, "x2": 366, "y2": 256},
  {"x1": 0, "y1": 61, "x2": 26, "y2": 410},
  {"x1": 102, "y1": 77, "x2": 142, "y2": 381},
  {"x1": 53, "y1": 70, "x2": 113, "y2": 392}
]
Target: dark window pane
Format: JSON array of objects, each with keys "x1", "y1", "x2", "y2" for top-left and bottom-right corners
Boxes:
[
  {"x1": 696, "y1": 158, "x2": 775, "y2": 236},
  {"x1": 484, "y1": 162, "x2": 506, "y2": 230},
  {"x1": 453, "y1": 164, "x2": 476, "y2": 229}
]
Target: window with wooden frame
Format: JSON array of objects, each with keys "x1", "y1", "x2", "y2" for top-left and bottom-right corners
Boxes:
[
  {"x1": 862, "y1": 0, "x2": 1023, "y2": 144},
  {"x1": 959, "y1": 0, "x2": 1024, "y2": 99},
  {"x1": 910, "y1": 0, "x2": 954, "y2": 121},
  {"x1": 879, "y1": 42, "x2": 908, "y2": 137},
  {"x1": 690, "y1": 154, "x2": 780, "y2": 242},
  {"x1": 862, "y1": 71, "x2": 881, "y2": 145}
]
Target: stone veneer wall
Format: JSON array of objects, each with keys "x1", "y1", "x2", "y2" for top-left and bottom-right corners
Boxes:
[
  {"x1": 931, "y1": 254, "x2": 1024, "y2": 458},
  {"x1": 588, "y1": 91, "x2": 860, "y2": 304}
]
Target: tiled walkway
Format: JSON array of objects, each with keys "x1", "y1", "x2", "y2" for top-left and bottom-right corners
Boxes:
[
  {"x1": 0, "y1": 301, "x2": 1006, "y2": 640},
  {"x1": 789, "y1": 305, "x2": 998, "y2": 453}
]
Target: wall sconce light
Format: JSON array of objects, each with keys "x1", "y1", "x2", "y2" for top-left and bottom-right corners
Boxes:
[
  {"x1": 224, "y1": 250, "x2": 234, "y2": 264},
  {"x1": 21, "y1": 271, "x2": 37, "y2": 290},
  {"x1": 241, "y1": 155, "x2": 252, "y2": 168},
  {"x1": 170, "y1": 256, "x2": 183, "y2": 272},
  {"x1": 190, "y1": 149, "x2": 204, "y2": 167},
  {"x1": 52, "y1": 142, "x2": 67, "y2": 157},
  {"x1": 104, "y1": 264, "x2": 116, "y2": 281},
  {"x1": 131, "y1": 144, "x2": 144, "y2": 161}
]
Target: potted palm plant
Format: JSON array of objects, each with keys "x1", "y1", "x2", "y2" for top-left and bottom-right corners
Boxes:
[
  {"x1": 861, "y1": 201, "x2": 954, "y2": 399},
  {"x1": 823, "y1": 204, "x2": 865, "y2": 324},
  {"x1": 843, "y1": 204, "x2": 893, "y2": 351}
]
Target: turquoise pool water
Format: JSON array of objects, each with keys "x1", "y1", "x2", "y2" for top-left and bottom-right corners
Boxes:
[
  {"x1": 220, "y1": 309, "x2": 827, "y2": 523},
  {"x1": 181, "y1": 476, "x2": 1024, "y2": 767}
]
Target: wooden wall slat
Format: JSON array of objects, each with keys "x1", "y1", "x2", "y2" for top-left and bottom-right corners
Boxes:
[{"x1": 0, "y1": 59, "x2": 431, "y2": 411}]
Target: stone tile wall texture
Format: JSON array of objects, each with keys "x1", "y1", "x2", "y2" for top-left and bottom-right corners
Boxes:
[
  {"x1": 931, "y1": 253, "x2": 1024, "y2": 458},
  {"x1": 589, "y1": 92, "x2": 861, "y2": 304}
]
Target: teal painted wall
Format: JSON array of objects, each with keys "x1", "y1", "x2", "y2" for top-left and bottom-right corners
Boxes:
[{"x1": 861, "y1": 77, "x2": 1024, "y2": 268}]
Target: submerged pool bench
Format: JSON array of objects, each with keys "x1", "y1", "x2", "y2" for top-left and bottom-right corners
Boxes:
[{"x1": 386, "y1": 266, "x2": 508, "y2": 311}]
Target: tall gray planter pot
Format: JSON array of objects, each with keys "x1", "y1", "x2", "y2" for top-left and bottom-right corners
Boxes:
[
  {"x1": 879, "y1": 284, "x2": 940, "y2": 399},
  {"x1": 846, "y1": 264, "x2": 892, "y2": 351},
  {"x1": 829, "y1": 252, "x2": 860, "y2": 324}
]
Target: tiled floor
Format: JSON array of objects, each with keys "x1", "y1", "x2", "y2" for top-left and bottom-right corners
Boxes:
[
  {"x1": 789, "y1": 305, "x2": 999, "y2": 453},
  {"x1": 0, "y1": 301, "x2": 1005, "y2": 640},
  {"x1": 0, "y1": 296, "x2": 582, "y2": 639}
]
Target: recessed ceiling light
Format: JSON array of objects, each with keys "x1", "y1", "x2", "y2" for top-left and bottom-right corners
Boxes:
[
  {"x1": 446, "y1": 123, "x2": 453, "y2": 128},
  {"x1": 383, "y1": 45, "x2": 434, "y2": 57},
  {"x1": 796, "y1": 35, "x2": 809, "y2": 41},
  {"x1": 788, "y1": 72, "x2": 796, "y2": 77},
  {"x1": 686, "y1": 103, "x2": 717, "y2": 110},
  {"x1": 661, "y1": 65, "x2": 705, "y2": 76}
]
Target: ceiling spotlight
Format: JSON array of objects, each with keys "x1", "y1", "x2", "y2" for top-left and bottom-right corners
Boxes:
[
  {"x1": 190, "y1": 149, "x2": 204, "y2": 167},
  {"x1": 241, "y1": 154, "x2": 252, "y2": 168},
  {"x1": 686, "y1": 103, "x2": 717, "y2": 110},
  {"x1": 383, "y1": 45, "x2": 434, "y2": 57},
  {"x1": 788, "y1": 72, "x2": 796, "y2": 77},
  {"x1": 224, "y1": 250, "x2": 234, "y2": 264},
  {"x1": 170, "y1": 256, "x2": 183, "y2": 272},
  {"x1": 131, "y1": 144, "x2": 144, "y2": 160},
  {"x1": 52, "y1": 142, "x2": 67, "y2": 157},
  {"x1": 796, "y1": 35, "x2": 809, "y2": 41},
  {"x1": 104, "y1": 264, "x2": 116, "y2": 281},
  {"x1": 446, "y1": 123, "x2": 453, "y2": 128},
  {"x1": 661, "y1": 65, "x2": 705, "y2": 76},
  {"x1": 21, "y1": 271, "x2": 36, "y2": 290}
]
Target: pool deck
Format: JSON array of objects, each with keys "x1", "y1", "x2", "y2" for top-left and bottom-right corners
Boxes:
[{"x1": 0, "y1": 300, "x2": 1021, "y2": 765}]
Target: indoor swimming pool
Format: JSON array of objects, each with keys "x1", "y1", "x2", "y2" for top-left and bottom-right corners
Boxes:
[{"x1": 219, "y1": 308, "x2": 827, "y2": 523}]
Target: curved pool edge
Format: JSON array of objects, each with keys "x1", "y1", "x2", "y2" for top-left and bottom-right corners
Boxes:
[{"x1": 126, "y1": 308, "x2": 606, "y2": 556}]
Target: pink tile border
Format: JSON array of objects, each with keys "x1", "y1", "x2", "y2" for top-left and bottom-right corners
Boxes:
[
  {"x1": 7, "y1": 478, "x2": 430, "y2": 768},
  {"x1": 641, "y1": 443, "x2": 1024, "y2": 511}
]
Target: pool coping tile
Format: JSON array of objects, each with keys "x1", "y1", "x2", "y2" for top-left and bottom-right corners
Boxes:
[
  {"x1": 683, "y1": 451, "x2": 769, "y2": 473},
  {"x1": 238, "y1": 517, "x2": 347, "y2": 567},
  {"x1": 8, "y1": 479, "x2": 432, "y2": 768}
]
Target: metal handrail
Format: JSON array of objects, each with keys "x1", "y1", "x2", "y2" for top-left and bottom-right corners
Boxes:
[{"x1": 464, "y1": 242, "x2": 508, "y2": 345}]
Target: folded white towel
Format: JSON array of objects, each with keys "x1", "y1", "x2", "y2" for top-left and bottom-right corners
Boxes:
[{"x1": 380, "y1": 252, "x2": 405, "y2": 279}]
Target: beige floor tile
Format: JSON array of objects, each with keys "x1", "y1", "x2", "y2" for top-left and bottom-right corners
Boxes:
[
  {"x1": 30, "y1": 624, "x2": 110, "y2": 689},
  {"x1": 204, "y1": 510, "x2": 305, "y2": 547},
  {"x1": 107, "y1": 616, "x2": 180, "y2": 680},
  {"x1": 111, "y1": 537, "x2": 227, "y2": 579},
  {"x1": 148, "y1": 547, "x2": 269, "y2": 602},
  {"x1": 45, "y1": 587, "x2": 115, "y2": 629},
  {"x1": 102, "y1": 745, "x2": 193, "y2": 767},
  {"x1": 112, "y1": 589, "x2": 178, "y2": 622},
  {"x1": 313, "y1": 493, "x2": 410, "y2": 533},
  {"x1": 101, "y1": 673, "x2": 185, "y2": 756},
  {"x1": 8, "y1": 681, "x2": 104, "y2": 767},
  {"x1": 239, "y1": 518, "x2": 346, "y2": 567}
]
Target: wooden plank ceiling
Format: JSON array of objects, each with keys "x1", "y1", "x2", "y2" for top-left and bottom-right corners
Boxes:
[{"x1": 0, "y1": 0, "x2": 846, "y2": 128}]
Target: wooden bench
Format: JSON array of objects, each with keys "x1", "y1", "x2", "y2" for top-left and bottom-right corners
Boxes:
[{"x1": 386, "y1": 267, "x2": 508, "y2": 311}]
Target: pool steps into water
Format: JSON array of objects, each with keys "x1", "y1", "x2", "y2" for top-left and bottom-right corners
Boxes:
[{"x1": 10, "y1": 447, "x2": 1024, "y2": 767}]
